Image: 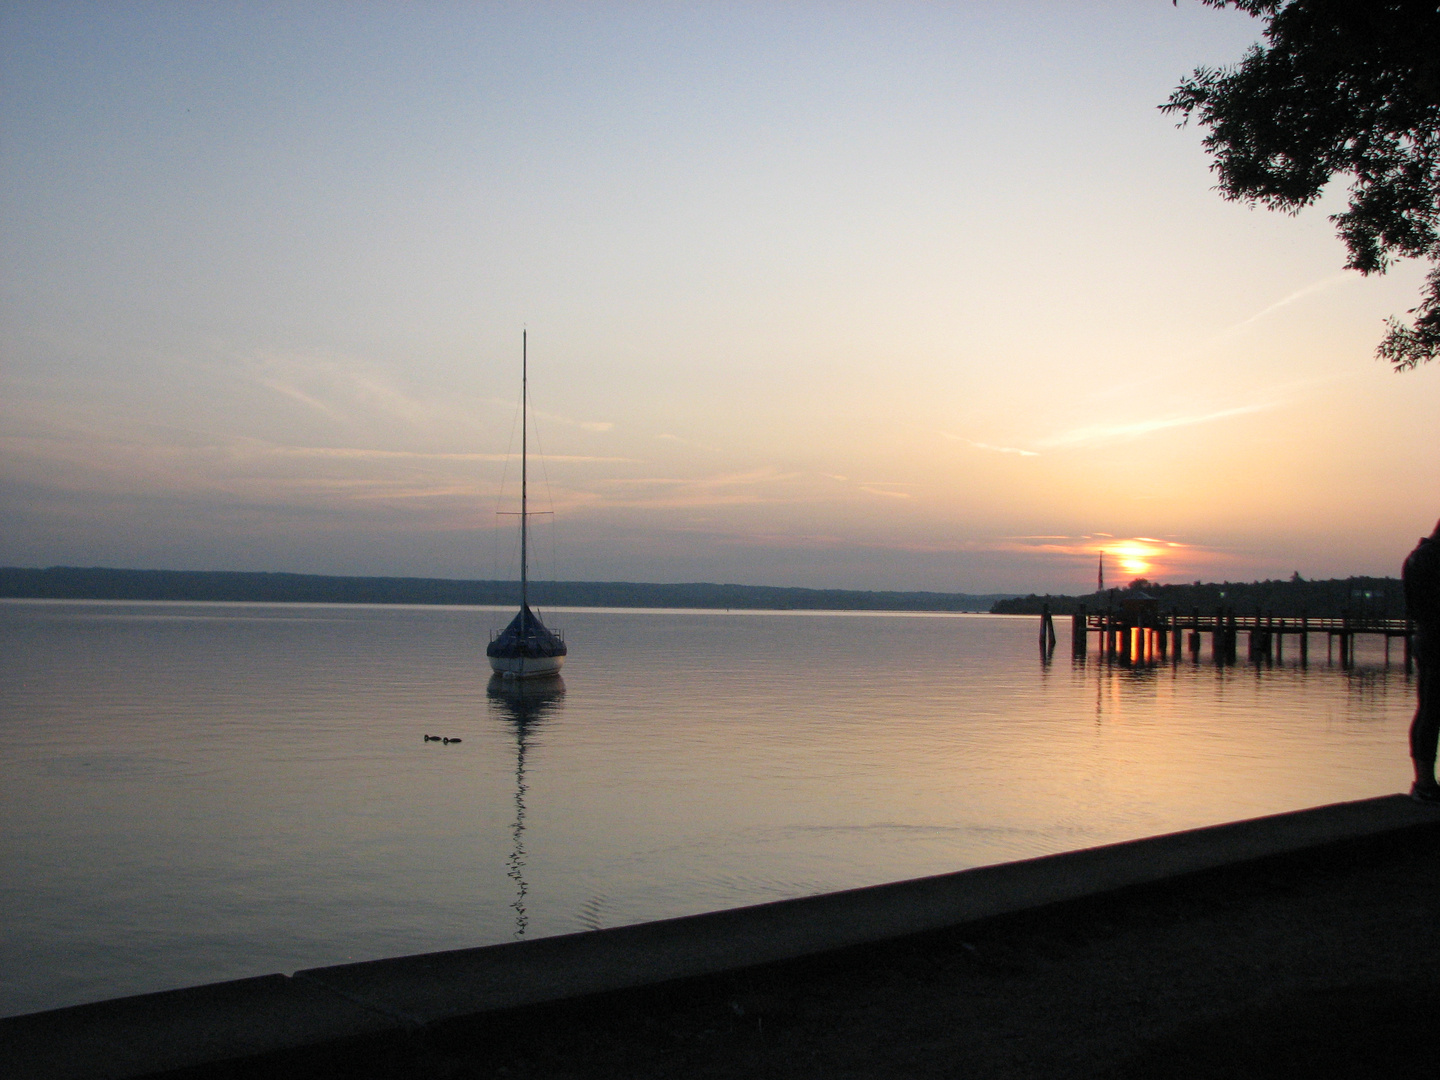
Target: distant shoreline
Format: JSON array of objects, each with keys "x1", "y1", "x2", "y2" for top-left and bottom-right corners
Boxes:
[
  {"x1": 0, "y1": 566, "x2": 1014, "y2": 614},
  {"x1": 1, "y1": 566, "x2": 1410, "y2": 619}
]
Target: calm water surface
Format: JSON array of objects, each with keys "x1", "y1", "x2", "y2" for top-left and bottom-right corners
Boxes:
[{"x1": 0, "y1": 599, "x2": 1415, "y2": 1016}]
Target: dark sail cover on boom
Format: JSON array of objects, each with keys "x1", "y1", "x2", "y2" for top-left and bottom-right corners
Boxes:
[{"x1": 486, "y1": 604, "x2": 568, "y2": 660}]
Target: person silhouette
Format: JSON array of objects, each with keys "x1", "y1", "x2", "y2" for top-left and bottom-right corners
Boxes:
[{"x1": 1404, "y1": 519, "x2": 1440, "y2": 802}]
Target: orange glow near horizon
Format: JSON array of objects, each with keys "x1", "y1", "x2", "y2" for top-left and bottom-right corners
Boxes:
[{"x1": 1106, "y1": 539, "x2": 1167, "y2": 581}]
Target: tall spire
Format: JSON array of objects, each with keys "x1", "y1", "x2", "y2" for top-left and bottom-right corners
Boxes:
[{"x1": 1097, "y1": 552, "x2": 1104, "y2": 592}]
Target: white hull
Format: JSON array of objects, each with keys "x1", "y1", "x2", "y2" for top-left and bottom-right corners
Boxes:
[{"x1": 489, "y1": 654, "x2": 566, "y2": 679}]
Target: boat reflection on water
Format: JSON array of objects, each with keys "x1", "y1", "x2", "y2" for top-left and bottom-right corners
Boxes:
[{"x1": 487, "y1": 674, "x2": 565, "y2": 937}]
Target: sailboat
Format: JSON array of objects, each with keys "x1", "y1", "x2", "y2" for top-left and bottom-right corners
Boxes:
[{"x1": 487, "y1": 331, "x2": 568, "y2": 679}]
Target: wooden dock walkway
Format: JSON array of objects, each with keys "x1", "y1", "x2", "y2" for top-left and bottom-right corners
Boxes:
[{"x1": 1036, "y1": 604, "x2": 1415, "y2": 670}]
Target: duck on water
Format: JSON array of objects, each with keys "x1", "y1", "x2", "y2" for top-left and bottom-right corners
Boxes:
[{"x1": 487, "y1": 331, "x2": 567, "y2": 680}]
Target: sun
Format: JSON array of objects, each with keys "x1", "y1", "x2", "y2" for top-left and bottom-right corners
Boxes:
[{"x1": 1109, "y1": 539, "x2": 1162, "y2": 579}]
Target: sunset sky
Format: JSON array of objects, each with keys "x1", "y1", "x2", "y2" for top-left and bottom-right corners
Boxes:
[{"x1": 3, "y1": 2, "x2": 1437, "y2": 595}]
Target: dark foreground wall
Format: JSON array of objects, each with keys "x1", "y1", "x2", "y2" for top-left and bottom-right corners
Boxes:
[
  {"x1": 2, "y1": 795, "x2": 1435, "y2": 1080},
  {"x1": 0, "y1": 566, "x2": 1012, "y2": 613}
]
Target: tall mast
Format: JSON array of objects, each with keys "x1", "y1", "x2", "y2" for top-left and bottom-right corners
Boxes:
[{"x1": 527, "y1": 329, "x2": 532, "y2": 616}]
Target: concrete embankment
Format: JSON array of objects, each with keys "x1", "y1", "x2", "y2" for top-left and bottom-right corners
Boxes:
[{"x1": 4, "y1": 794, "x2": 1436, "y2": 1080}]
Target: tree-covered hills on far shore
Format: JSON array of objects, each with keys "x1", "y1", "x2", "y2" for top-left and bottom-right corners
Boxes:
[
  {"x1": 4, "y1": 566, "x2": 1411, "y2": 619},
  {"x1": 991, "y1": 575, "x2": 1404, "y2": 620},
  {"x1": 0, "y1": 566, "x2": 1015, "y2": 613}
]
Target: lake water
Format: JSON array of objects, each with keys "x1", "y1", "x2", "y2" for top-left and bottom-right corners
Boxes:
[{"x1": 0, "y1": 599, "x2": 1416, "y2": 1017}]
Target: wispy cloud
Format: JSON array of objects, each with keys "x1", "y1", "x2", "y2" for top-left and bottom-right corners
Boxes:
[
  {"x1": 1035, "y1": 403, "x2": 1271, "y2": 449},
  {"x1": 1224, "y1": 273, "x2": 1353, "y2": 336},
  {"x1": 1148, "y1": 273, "x2": 1356, "y2": 369},
  {"x1": 530, "y1": 405, "x2": 613, "y2": 432},
  {"x1": 666, "y1": 528, "x2": 975, "y2": 556},
  {"x1": 655, "y1": 432, "x2": 722, "y2": 453},
  {"x1": 595, "y1": 476, "x2": 691, "y2": 486},
  {"x1": 816, "y1": 472, "x2": 918, "y2": 500},
  {"x1": 971, "y1": 533, "x2": 1239, "y2": 582},
  {"x1": 257, "y1": 378, "x2": 347, "y2": 421},
  {"x1": 261, "y1": 444, "x2": 635, "y2": 465},
  {"x1": 481, "y1": 396, "x2": 614, "y2": 432},
  {"x1": 590, "y1": 467, "x2": 812, "y2": 510},
  {"x1": 251, "y1": 352, "x2": 616, "y2": 435},
  {"x1": 938, "y1": 432, "x2": 1040, "y2": 457},
  {"x1": 253, "y1": 353, "x2": 439, "y2": 427},
  {"x1": 0, "y1": 422, "x2": 621, "y2": 523},
  {"x1": 990, "y1": 535, "x2": 1187, "y2": 556}
]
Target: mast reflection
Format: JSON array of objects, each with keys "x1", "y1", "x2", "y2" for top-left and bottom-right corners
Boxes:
[{"x1": 486, "y1": 674, "x2": 565, "y2": 938}]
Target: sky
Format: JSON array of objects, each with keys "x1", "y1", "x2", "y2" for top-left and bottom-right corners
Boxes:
[{"x1": 2, "y1": 1, "x2": 1437, "y2": 596}]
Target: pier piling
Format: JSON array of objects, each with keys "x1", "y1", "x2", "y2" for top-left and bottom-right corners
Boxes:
[
  {"x1": 1072, "y1": 606, "x2": 1087, "y2": 657},
  {"x1": 1058, "y1": 609, "x2": 1404, "y2": 669}
]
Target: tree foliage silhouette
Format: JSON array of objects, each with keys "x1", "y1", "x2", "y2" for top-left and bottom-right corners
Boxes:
[{"x1": 1164, "y1": 0, "x2": 1440, "y2": 370}]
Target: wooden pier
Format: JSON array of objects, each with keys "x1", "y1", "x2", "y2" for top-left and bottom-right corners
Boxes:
[{"x1": 1042, "y1": 604, "x2": 1415, "y2": 670}]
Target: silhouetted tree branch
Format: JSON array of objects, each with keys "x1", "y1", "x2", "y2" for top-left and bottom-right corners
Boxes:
[{"x1": 1164, "y1": 0, "x2": 1440, "y2": 369}]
